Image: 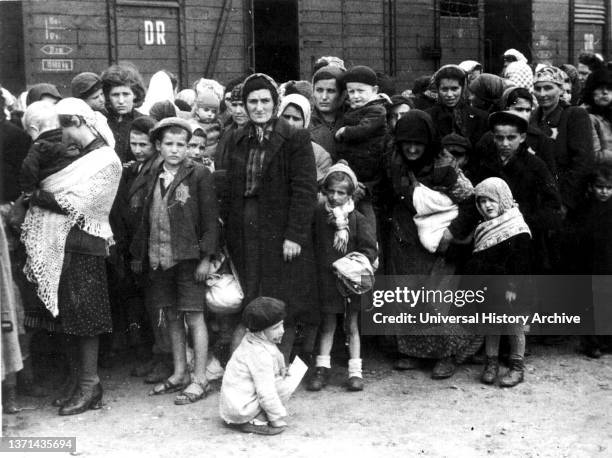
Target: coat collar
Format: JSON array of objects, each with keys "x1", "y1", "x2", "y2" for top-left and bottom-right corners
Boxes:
[
  {"x1": 127, "y1": 154, "x2": 163, "y2": 198},
  {"x1": 154, "y1": 158, "x2": 196, "y2": 198},
  {"x1": 235, "y1": 118, "x2": 294, "y2": 173}
]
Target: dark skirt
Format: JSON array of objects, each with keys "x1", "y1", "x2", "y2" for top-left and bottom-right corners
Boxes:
[{"x1": 57, "y1": 252, "x2": 112, "y2": 336}]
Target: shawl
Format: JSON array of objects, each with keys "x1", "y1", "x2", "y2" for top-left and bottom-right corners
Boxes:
[
  {"x1": 21, "y1": 146, "x2": 122, "y2": 317},
  {"x1": 473, "y1": 206, "x2": 531, "y2": 252},
  {"x1": 140, "y1": 70, "x2": 175, "y2": 116},
  {"x1": 473, "y1": 178, "x2": 531, "y2": 252},
  {"x1": 278, "y1": 93, "x2": 312, "y2": 127}
]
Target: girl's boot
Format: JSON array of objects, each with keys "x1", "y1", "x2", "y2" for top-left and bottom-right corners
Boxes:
[
  {"x1": 480, "y1": 356, "x2": 499, "y2": 385},
  {"x1": 499, "y1": 356, "x2": 524, "y2": 387}
]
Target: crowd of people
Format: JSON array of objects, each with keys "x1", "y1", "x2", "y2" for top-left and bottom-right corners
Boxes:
[{"x1": 1, "y1": 48, "x2": 611, "y2": 435}]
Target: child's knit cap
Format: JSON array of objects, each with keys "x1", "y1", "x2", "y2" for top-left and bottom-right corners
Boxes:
[
  {"x1": 195, "y1": 89, "x2": 220, "y2": 109},
  {"x1": 342, "y1": 65, "x2": 378, "y2": 87},
  {"x1": 243, "y1": 297, "x2": 286, "y2": 332}
]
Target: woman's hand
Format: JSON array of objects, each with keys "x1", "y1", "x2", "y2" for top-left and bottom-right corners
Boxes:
[
  {"x1": 194, "y1": 258, "x2": 212, "y2": 282},
  {"x1": 283, "y1": 239, "x2": 302, "y2": 261},
  {"x1": 334, "y1": 127, "x2": 346, "y2": 140}
]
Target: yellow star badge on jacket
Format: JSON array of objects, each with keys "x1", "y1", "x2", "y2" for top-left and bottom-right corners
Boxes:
[{"x1": 174, "y1": 183, "x2": 191, "y2": 205}]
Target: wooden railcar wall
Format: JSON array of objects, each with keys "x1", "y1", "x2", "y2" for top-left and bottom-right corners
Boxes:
[
  {"x1": 22, "y1": 0, "x2": 249, "y2": 94},
  {"x1": 532, "y1": 0, "x2": 571, "y2": 65},
  {"x1": 298, "y1": 0, "x2": 385, "y2": 79}
]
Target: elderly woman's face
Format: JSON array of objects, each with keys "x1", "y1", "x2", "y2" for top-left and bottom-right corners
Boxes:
[
  {"x1": 108, "y1": 85, "x2": 135, "y2": 115},
  {"x1": 533, "y1": 82, "x2": 561, "y2": 109},
  {"x1": 400, "y1": 141, "x2": 427, "y2": 161},
  {"x1": 438, "y1": 78, "x2": 462, "y2": 108},
  {"x1": 281, "y1": 105, "x2": 305, "y2": 129},
  {"x1": 246, "y1": 89, "x2": 274, "y2": 124}
]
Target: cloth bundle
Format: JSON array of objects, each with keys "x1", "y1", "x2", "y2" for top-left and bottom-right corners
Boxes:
[
  {"x1": 412, "y1": 183, "x2": 459, "y2": 253},
  {"x1": 332, "y1": 251, "x2": 375, "y2": 295}
]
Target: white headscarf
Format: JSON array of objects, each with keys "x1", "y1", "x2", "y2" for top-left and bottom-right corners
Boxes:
[
  {"x1": 56, "y1": 97, "x2": 115, "y2": 149},
  {"x1": 278, "y1": 93, "x2": 312, "y2": 128},
  {"x1": 140, "y1": 71, "x2": 175, "y2": 115}
]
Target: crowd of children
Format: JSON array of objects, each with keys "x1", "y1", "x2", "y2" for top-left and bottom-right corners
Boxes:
[{"x1": 1, "y1": 50, "x2": 612, "y2": 435}]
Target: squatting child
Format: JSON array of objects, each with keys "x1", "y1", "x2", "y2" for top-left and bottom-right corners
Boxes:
[
  {"x1": 307, "y1": 161, "x2": 378, "y2": 392},
  {"x1": 130, "y1": 117, "x2": 219, "y2": 405},
  {"x1": 220, "y1": 297, "x2": 292, "y2": 436}
]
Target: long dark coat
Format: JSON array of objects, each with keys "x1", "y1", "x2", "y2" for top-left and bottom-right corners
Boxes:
[{"x1": 223, "y1": 118, "x2": 319, "y2": 325}]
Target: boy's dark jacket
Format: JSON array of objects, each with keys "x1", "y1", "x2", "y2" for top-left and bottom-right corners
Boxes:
[
  {"x1": 335, "y1": 98, "x2": 387, "y2": 183},
  {"x1": 130, "y1": 158, "x2": 219, "y2": 266}
]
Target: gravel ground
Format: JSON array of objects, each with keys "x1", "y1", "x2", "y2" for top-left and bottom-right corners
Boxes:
[{"x1": 2, "y1": 339, "x2": 612, "y2": 458}]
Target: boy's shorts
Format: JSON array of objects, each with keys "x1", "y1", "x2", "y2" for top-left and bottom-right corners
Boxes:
[{"x1": 147, "y1": 260, "x2": 206, "y2": 312}]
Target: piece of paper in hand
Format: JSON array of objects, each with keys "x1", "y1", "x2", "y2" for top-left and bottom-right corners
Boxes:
[{"x1": 285, "y1": 356, "x2": 308, "y2": 395}]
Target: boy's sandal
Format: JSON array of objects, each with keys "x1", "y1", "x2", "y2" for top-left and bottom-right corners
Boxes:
[
  {"x1": 238, "y1": 423, "x2": 286, "y2": 436},
  {"x1": 148, "y1": 377, "x2": 189, "y2": 396},
  {"x1": 174, "y1": 381, "x2": 209, "y2": 405}
]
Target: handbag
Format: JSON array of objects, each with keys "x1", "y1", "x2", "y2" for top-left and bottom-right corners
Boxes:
[{"x1": 205, "y1": 248, "x2": 244, "y2": 314}]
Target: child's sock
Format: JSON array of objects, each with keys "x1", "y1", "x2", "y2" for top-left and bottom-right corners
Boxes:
[
  {"x1": 315, "y1": 355, "x2": 331, "y2": 369},
  {"x1": 348, "y1": 358, "x2": 362, "y2": 378}
]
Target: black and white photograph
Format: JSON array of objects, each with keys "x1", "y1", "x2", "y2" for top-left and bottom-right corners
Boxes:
[{"x1": 1, "y1": 0, "x2": 611, "y2": 456}]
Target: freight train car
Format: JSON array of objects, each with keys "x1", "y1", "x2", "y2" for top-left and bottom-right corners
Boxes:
[
  {"x1": 1, "y1": 0, "x2": 488, "y2": 95},
  {"x1": 1, "y1": 0, "x2": 610, "y2": 97}
]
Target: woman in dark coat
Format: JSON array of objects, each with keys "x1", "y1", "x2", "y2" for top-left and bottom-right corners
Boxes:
[
  {"x1": 426, "y1": 65, "x2": 489, "y2": 148},
  {"x1": 530, "y1": 66, "x2": 594, "y2": 217},
  {"x1": 223, "y1": 73, "x2": 319, "y2": 362},
  {"x1": 384, "y1": 110, "x2": 481, "y2": 378}
]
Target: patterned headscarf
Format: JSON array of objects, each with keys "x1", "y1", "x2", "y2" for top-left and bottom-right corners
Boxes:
[
  {"x1": 474, "y1": 177, "x2": 516, "y2": 216},
  {"x1": 533, "y1": 66, "x2": 566, "y2": 87},
  {"x1": 503, "y1": 61, "x2": 534, "y2": 91}
]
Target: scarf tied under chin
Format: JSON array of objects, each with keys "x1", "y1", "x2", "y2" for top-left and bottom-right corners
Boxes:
[{"x1": 325, "y1": 198, "x2": 355, "y2": 254}]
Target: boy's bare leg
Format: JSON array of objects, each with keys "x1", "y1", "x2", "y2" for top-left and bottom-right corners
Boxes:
[
  {"x1": 166, "y1": 309, "x2": 188, "y2": 384},
  {"x1": 185, "y1": 312, "x2": 209, "y2": 385}
]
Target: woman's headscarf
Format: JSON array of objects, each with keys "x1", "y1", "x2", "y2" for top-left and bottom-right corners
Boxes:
[
  {"x1": 458, "y1": 60, "x2": 482, "y2": 74},
  {"x1": 533, "y1": 66, "x2": 566, "y2": 88},
  {"x1": 242, "y1": 73, "x2": 280, "y2": 116},
  {"x1": 503, "y1": 49, "x2": 528, "y2": 64},
  {"x1": 469, "y1": 74, "x2": 516, "y2": 110},
  {"x1": 56, "y1": 97, "x2": 115, "y2": 149},
  {"x1": 503, "y1": 61, "x2": 534, "y2": 91},
  {"x1": 278, "y1": 93, "x2": 312, "y2": 128},
  {"x1": 394, "y1": 110, "x2": 439, "y2": 168},
  {"x1": 140, "y1": 70, "x2": 175, "y2": 115}
]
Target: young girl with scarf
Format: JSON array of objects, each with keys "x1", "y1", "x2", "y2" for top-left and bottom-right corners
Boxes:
[
  {"x1": 307, "y1": 161, "x2": 378, "y2": 392},
  {"x1": 465, "y1": 177, "x2": 532, "y2": 387}
]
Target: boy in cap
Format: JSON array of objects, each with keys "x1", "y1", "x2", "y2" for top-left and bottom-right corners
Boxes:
[
  {"x1": 441, "y1": 133, "x2": 472, "y2": 170},
  {"x1": 130, "y1": 117, "x2": 219, "y2": 405},
  {"x1": 220, "y1": 297, "x2": 292, "y2": 435},
  {"x1": 71, "y1": 72, "x2": 105, "y2": 113}
]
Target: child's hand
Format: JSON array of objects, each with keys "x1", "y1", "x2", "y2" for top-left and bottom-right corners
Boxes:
[
  {"x1": 505, "y1": 290, "x2": 517, "y2": 303},
  {"x1": 195, "y1": 258, "x2": 212, "y2": 282},
  {"x1": 269, "y1": 419, "x2": 287, "y2": 428},
  {"x1": 334, "y1": 127, "x2": 346, "y2": 140}
]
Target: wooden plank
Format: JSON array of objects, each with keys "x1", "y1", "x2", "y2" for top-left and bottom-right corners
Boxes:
[{"x1": 29, "y1": 1, "x2": 108, "y2": 16}]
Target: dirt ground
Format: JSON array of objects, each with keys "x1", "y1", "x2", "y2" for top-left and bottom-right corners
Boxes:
[{"x1": 2, "y1": 338, "x2": 612, "y2": 458}]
